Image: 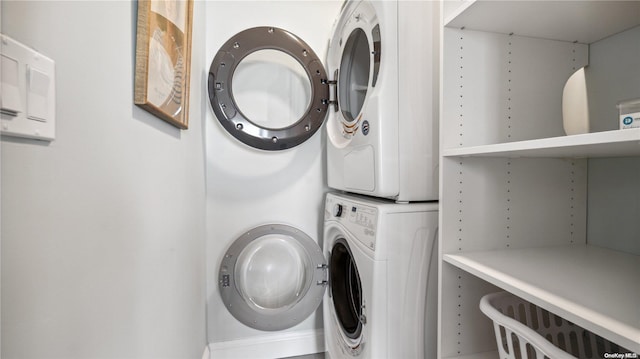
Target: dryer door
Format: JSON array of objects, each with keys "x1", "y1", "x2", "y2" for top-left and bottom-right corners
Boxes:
[
  {"x1": 207, "y1": 2, "x2": 381, "y2": 151},
  {"x1": 208, "y1": 27, "x2": 330, "y2": 151},
  {"x1": 219, "y1": 224, "x2": 327, "y2": 331}
]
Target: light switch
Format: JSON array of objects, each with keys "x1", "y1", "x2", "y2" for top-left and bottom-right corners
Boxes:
[
  {"x1": 0, "y1": 34, "x2": 55, "y2": 141},
  {"x1": 1, "y1": 55, "x2": 22, "y2": 116},
  {"x1": 27, "y1": 65, "x2": 50, "y2": 122}
]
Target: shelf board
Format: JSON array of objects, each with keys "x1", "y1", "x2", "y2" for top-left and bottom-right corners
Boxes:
[
  {"x1": 444, "y1": 245, "x2": 640, "y2": 352},
  {"x1": 445, "y1": 0, "x2": 640, "y2": 44},
  {"x1": 442, "y1": 129, "x2": 640, "y2": 158}
]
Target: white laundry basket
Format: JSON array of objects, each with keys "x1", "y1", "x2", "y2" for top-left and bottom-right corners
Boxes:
[{"x1": 479, "y1": 291, "x2": 631, "y2": 359}]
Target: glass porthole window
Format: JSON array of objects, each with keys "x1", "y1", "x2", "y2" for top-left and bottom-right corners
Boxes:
[
  {"x1": 235, "y1": 234, "x2": 311, "y2": 313},
  {"x1": 218, "y1": 224, "x2": 326, "y2": 331},
  {"x1": 232, "y1": 50, "x2": 312, "y2": 130},
  {"x1": 338, "y1": 28, "x2": 371, "y2": 123}
]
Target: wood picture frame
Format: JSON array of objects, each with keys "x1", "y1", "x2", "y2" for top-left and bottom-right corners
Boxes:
[{"x1": 134, "y1": 0, "x2": 193, "y2": 129}]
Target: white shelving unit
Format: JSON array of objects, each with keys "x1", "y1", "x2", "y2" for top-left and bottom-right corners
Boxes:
[
  {"x1": 444, "y1": 245, "x2": 640, "y2": 352},
  {"x1": 442, "y1": 128, "x2": 640, "y2": 158},
  {"x1": 444, "y1": 1, "x2": 640, "y2": 44},
  {"x1": 438, "y1": 1, "x2": 640, "y2": 358}
]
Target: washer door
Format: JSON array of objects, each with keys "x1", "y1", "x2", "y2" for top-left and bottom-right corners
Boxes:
[
  {"x1": 329, "y1": 238, "x2": 365, "y2": 351},
  {"x1": 219, "y1": 224, "x2": 326, "y2": 331}
]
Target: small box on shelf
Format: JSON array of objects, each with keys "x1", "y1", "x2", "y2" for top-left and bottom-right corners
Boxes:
[{"x1": 618, "y1": 98, "x2": 640, "y2": 130}]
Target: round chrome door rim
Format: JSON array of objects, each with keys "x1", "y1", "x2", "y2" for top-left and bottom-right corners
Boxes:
[{"x1": 208, "y1": 27, "x2": 330, "y2": 151}]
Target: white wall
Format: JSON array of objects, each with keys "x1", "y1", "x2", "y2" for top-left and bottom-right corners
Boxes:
[
  {"x1": 204, "y1": 1, "x2": 342, "y2": 356},
  {"x1": 1, "y1": 1, "x2": 206, "y2": 358}
]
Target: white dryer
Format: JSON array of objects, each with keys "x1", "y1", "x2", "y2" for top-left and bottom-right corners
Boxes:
[
  {"x1": 208, "y1": 1, "x2": 439, "y2": 201},
  {"x1": 323, "y1": 192, "x2": 439, "y2": 359},
  {"x1": 325, "y1": 1, "x2": 439, "y2": 202},
  {"x1": 217, "y1": 192, "x2": 438, "y2": 358}
]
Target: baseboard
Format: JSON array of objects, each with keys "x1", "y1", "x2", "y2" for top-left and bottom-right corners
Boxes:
[
  {"x1": 208, "y1": 329, "x2": 324, "y2": 359},
  {"x1": 202, "y1": 344, "x2": 210, "y2": 359}
]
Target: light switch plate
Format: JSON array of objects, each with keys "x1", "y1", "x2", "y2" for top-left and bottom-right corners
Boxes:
[{"x1": 1, "y1": 34, "x2": 55, "y2": 141}]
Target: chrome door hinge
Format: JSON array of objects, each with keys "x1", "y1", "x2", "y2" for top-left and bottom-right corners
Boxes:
[
  {"x1": 322, "y1": 70, "x2": 339, "y2": 112},
  {"x1": 316, "y1": 263, "x2": 329, "y2": 286}
]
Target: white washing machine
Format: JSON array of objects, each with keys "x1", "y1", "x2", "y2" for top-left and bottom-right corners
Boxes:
[
  {"x1": 217, "y1": 192, "x2": 438, "y2": 358},
  {"x1": 208, "y1": 0, "x2": 439, "y2": 201},
  {"x1": 323, "y1": 192, "x2": 438, "y2": 358}
]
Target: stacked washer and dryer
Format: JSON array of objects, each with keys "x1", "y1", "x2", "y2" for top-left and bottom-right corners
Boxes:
[
  {"x1": 322, "y1": 1, "x2": 439, "y2": 358},
  {"x1": 208, "y1": 1, "x2": 439, "y2": 358}
]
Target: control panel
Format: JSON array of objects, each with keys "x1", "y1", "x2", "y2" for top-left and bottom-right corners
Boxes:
[{"x1": 326, "y1": 194, "x2": 378, "y2": 250}]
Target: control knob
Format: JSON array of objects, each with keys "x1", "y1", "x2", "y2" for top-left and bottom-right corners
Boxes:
[{"x1": 333, "y1": 204, "x2": 343, "y2": 217}]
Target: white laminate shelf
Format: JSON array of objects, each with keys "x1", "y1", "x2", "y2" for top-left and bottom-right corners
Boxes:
[
  {"x1": 444, "y1": 244, "x2": 640, "y2": 352},
  {"x1": 444, "y1": 0, "x2": 640, "y2": 44},
  {"x1": 442, "y1": 128, "x2": 640, "y2": 159}
]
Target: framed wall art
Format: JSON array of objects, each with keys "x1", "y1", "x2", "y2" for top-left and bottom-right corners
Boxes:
[{"x1": 134, "y1": 0, "x2": 193, "y2": 129}]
